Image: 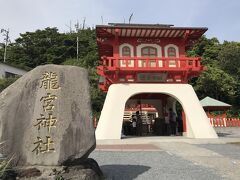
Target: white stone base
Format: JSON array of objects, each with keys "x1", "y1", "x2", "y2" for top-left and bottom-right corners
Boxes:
[{"x1": 95, "y1": 84, "x2": 218, "y2": 140}]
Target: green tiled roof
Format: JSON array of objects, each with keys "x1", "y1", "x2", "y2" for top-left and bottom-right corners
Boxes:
[{"x1": 200, "y1": 96, "x2": 231, "y2": 107}]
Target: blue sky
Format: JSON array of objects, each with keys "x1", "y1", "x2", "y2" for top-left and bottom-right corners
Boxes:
[{"x1": 0, "y1": 0, "x2": 240, "y2": 42}]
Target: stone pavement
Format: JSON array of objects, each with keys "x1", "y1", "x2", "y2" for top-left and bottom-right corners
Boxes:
[
  {"x1": 96, "y1": 144, "x2": 160, "y2": 152},
  {"x1": 92, "y1": 136, "x2": 240, "y2": 180}
]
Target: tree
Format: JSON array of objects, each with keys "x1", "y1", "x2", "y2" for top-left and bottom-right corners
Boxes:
[
  {"x1": 5, "y1": 28, "x2": 71, "y2": 68},
  {"x1": 0, "y1": 43, "x2": 4, "y2": 62},
  {"x1": 194, "y1": 66, "x2": 237, "y2": 102},
  {"x1": 187, "y1": 37, "x2": 240, "y2": 111},
  {"x1": 1, "y1": 27, "x2": 105, "y2": 118},
  {"x1": 187, "y1": 36, "x2": 221, "y2": 66},
  {"x1": 218, "y1": 41, "x2": 240, "y2": 77}
]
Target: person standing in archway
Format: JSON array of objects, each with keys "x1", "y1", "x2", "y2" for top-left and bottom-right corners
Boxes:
[
  {"x1": 169, "y1": 108, "x2": 177, "y2": 136},
  {"x1": 136, "y1": 111, "x2": 143, "y2": 136},
  {"x1": 131, "y1": 115, "x2": 137, "y2": 135}
]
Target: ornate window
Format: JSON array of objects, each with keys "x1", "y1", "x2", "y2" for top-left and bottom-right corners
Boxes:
[
  {"x1": 120, "y1": 45, "x2": 133, "y2": 67},
  {"x1": 122, "y1": 46, "x2": 131, "y2": 57},
  {"x1": 165, "y1": 45, "x2": 178, "y2": 67},
  {"x1": 141, "y1": 46, "x2": 157, "y2": 67},
  {"x1": 141, "y1": 46, "x2": 157, "y2": 57},
  {"x1": 167, "y1": 47, "x2": 176, "y2": 57}
]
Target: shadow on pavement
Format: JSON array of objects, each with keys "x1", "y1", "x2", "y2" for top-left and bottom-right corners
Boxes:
[
  {"x1": 100, "y1": 164, "x2": 151, "y2": 180},
  {"x1": 217, "y1": 132, "x2": 232, "y2": 137}
]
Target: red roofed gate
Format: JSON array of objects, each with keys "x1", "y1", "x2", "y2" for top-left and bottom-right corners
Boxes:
[{"x1": 95, "y1": 23, "x2": 217, "y2": 140}]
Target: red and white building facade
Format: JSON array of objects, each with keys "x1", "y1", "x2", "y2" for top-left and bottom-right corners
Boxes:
[{"x1": 95, "y1": 23, "x2": 217, "y2": 139}]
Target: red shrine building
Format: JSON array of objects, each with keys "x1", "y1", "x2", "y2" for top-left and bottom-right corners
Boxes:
[{"x1": 95, "y1": 23, "x2": 217, "y2": 139}]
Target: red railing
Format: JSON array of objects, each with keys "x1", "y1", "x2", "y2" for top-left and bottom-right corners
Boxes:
[
  {"x1": 210, "y1": 117, "x2": 240, "y2": 127},
  {"x1": 100, "y1": 56, "x2": 202, "y2": 71}
]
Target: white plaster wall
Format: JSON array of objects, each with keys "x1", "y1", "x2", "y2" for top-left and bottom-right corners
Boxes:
[
  {"x1": 0, "y1": 63, "x2": 27, "y2": 78},
  {"x1": 96, "y1": 83, "x2": 218, "y2": 140}
]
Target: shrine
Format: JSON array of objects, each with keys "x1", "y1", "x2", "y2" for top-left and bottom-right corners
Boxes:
[{"x1": 95, "y1": 23, "x2": 217, "y2": 139}]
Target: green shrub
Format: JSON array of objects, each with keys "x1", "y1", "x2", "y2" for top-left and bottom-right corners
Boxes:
[
  {"x1": 0, "y1": 159, "x2": 11, "y2": 178},
  {"x1": 0, "y1": 77, "x2": 19, "y2": 92}
]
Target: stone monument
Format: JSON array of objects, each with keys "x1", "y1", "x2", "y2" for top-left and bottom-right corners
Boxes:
[{"x1": 0, "y1": 65, "x2": 103, "y2": 179}]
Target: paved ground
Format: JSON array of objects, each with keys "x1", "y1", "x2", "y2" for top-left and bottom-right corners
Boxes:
[{"x1": 90, "y1": 137, "x2": 240, "y2": 180}]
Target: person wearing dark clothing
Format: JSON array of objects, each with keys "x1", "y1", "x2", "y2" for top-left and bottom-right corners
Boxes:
[
  {"x1": 164, "y1": 113, "x2": 171, "y2": 136},
  {"x1": 136, "y1": 111, "x2": 143, "y2": 136},
  {"x1": 176, "y1": 112, "x2": 183, "y2": 135},
  {"x1": 169, "y1": 108, "x2": 177, "y2": 136},
  {"x1": 131, "y1": 115, "x2": 137, "y2": 135}
]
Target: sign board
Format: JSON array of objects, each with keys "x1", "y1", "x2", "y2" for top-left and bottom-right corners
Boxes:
[{"x1": 137, "y1": 73, "x2": 167, "y2": 82}]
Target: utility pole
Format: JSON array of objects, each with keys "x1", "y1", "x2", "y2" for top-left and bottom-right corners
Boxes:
[
  {"x1": 75, "y1": 20, "x2": 80, "y2": 32},
  {"x1": 101, "y1": 16, "x2": 103, "y2": 25},
  {"x1": 82, "y1": 17, "x2": 86, "y2": 30},
  {"x1": 77, "y1": 36, "x2": 79, "y2": 61},
  {"x1": 129, "y1": 13, "x2": 133, "y2": 24},
  {"x1": 1, "y1": 28, "x2": 10, "y2": 62}
]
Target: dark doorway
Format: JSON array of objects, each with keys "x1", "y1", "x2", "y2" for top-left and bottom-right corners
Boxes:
[{"x1": 122, "y1": 93, "x2": 184, "y2": 137}]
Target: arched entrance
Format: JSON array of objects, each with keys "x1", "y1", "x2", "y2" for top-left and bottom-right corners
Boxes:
[
  {"x1": 122, "y1": 93, "x2": 185, "y2": 137},
  {"x1": 95, "y1": 84, "x2": 217, "y2": 140}
]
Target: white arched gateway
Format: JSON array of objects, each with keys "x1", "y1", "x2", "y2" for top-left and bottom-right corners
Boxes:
[
  {"x1": 96, "y1": 83, "x2": 217, "y2": 140},
  {"x1": 95, "y1": 23, "x2": 216, "y2": 140}
]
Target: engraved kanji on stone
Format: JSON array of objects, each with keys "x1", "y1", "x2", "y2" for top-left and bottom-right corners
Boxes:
[
  {"x1": 40, "y1": 93, "x2": 57, "y2": 112},
  {"x1": 34, "y1": 113, "x2": 57, "y2": 133},
  {"x1": 32, "y1": 136, "x2": 55, "y2": 155},
  {"x1": 40, "y1": 72, "x2": 60, "y2": 90}
]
